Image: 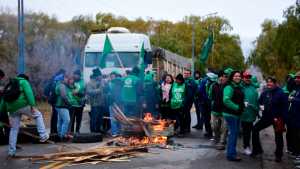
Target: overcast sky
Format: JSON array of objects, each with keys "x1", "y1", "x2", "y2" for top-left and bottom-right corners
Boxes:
[{"x1": 0, "y1": 0, "x2": 296, "y2": 57}]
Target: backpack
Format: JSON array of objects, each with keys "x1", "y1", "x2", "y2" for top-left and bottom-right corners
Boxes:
[
  {"x1": 44, "y1": 79, "x2": 58, "y2": 105},
  {"x1": 3, "y1": 78, "x2": 21, "y2": 102}
]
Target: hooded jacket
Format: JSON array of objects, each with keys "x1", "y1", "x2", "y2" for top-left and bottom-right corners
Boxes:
[
  {"x1": 0, "y1": 77, "x2": 36, "y2": 114},
  {"x1": 259, "y1": 87, "x2": 288, "y2": 121}
]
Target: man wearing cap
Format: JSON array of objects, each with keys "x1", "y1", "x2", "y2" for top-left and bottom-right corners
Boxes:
[
  {"x1": 208, "y1": 70, "x2": 228, "y2": 150},
  {"x1": 286, "y1": 71, "x2": 300, "y2": 160},
  {"x1": 241, "y1": 71, "x2": 259, "y2": 155},
  {"x1": 86, "y1": 68, "x2": 105, "y2": 133},
  {"x1": 197, "y1": 72, "x2": 217, "y2": 138}
]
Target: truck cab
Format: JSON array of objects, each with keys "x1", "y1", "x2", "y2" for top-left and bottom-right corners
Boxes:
[{"x1": 83, "y1": 27, "x2": 152, "y2": 83}]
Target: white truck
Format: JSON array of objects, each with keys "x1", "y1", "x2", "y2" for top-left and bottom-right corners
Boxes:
[{"x1": 83, "y1": 27, "x2": 152, "y2": 83}]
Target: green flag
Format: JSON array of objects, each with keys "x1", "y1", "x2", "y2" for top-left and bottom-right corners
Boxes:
[
  {"x1": 99, "y1": 34, "x2": 113, "y2": 68},
  {"x1": 138, "y1": 42, "x2": 145, "y2": 77},
  {"x1": 200, "y1": 32, "x2": 214, "y2": 63}
]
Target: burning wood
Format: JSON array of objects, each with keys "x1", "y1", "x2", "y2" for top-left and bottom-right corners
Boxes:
[{"x1": 110, "y1": 136, "x2": 168, "y2": 147}]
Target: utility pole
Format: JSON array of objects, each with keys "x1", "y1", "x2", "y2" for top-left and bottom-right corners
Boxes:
[
  {"x1": 191, "y1": 21, "x2": 195, "y2": 75},
  {"x1": 18, "y1": 0, "x2": 25, "y2": 74}
]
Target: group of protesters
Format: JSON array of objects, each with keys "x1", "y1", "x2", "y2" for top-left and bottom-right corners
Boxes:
[{"x1": 0, "y1": 67, "x2": 300, "y2": 165}]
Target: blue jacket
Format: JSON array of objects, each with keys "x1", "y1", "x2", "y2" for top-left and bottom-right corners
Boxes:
[
  {"x1": 287, "y1": 86, "x2": 300, "y2": 128},
  {"x1": 259, "y1": 87, "x2": 288, "y2": 121},
  {"x1": 184, "y1": 77, "x2": 197, "y2": 105}
]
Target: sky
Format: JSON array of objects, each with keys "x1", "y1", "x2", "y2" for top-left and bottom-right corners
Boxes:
[{"x1": 0, "y1": 0, "x2": 296, "y2": 57}]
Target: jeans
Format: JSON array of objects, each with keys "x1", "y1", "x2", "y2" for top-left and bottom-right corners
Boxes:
[
  {"x1": 252, "y1": 118, "x2": 284, "y2": 158},
  {"x1": 110, "y1": 106, "x2": 121, "y2": 136},
  {"x1": 69, "y1": 106, "x2": 84, "y2": 133},
  {"x1": 9, "y1": 106, "x2": 48, "y2": 155},
  {"x1": 89, "y1": 106, "x2": 104, "y2": 133},
  {"x1": 55, "y1": 108, "x2": 70, "y2": 138},
  {"x1": 224, "y1": 116, "x2": 240, "y2": 159},
  {"x1": 241, "y1": 121, "x2": 253, "y2": 148},
  {"x1": 50, "y1": 105, "x2": 58, "y2": 134}
]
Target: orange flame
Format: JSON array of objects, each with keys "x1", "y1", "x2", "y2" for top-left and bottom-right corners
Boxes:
[
  {"x1": 143, "y1": 112, "x2": 153, "y2": 122},
  {"x1": 116, "y1": 136, "x2": 168, "y2": 146}
]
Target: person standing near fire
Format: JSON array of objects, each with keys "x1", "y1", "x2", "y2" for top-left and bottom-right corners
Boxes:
[
  {"x1": 170, "y1": 74, "x2": 186, "y2": 137},
  {"x1": 86, "y1": 68, "x2": 105, "y2": 133},
  {"x1": 159, "y1": 74, "x2": 173, "y2": 120},
  {"x1": 142, "y1": 71, "x2": 160, "y2": 118},
  {"x1": 120, "y1": 67, "x2": 142, "y2": 118},
  {"x1": 0, "y1": 69, "x2": 9, "y2": 144}
]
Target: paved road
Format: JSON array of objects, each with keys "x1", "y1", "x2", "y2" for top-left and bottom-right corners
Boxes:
[{"x1": 0, "y1": 111, "x2": 294, "y2": 169}]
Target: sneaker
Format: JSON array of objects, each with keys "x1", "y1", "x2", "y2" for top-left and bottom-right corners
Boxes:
[
  {"x1": 275, "y1": 157, "x2": 282, "y2": 163},
  {"x1": 40, "y1": 134, "x2": 49, "y2": 143},
  {"x1": 215, "y1": 144, "x2": 225, "y2": 150},
  {"x1": 227, "y1": 156, "x2": 242, "y2": 162},
  {"x1": 243, "y1": 147, "x2": 252, "y2": 156},
  {"x1": 7, "y1": 154, "x2": 16, "y2": 160}
]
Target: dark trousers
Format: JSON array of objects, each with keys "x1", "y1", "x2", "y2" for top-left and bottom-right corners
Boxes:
[
  {"x1": 286, "y1": 127, "x2": 300, "y2": 155},
  {"x1": 89, "y1": 106, "x2": 104, "y2": 133},
  {"x1": 241, "y1": 121, "x2": 253, "y2": 148},
  {"x1": 0, "y1": 111, "x2": 9, "y2": 144},
  {"x1": 160, "y1": 106, "x2": 170, "y2": 120},
  {"x1": 202, "y1": 102, "x2": 212, "y2": 135},
  {"x1": 184, "y1": 102, "x2": 193, "y2": 131},
  {"x1": 102, "y1": 105, "x2": 110, "y2": 132},
  {"x1": 252, "y1": 118, "x2": 284, "y2": 158},
  {"x1": 194, "y1": 99, "x2": 202, "y2": 128},
  {"x1": 50, "y1": 105, "x2": 58, "y2": 134},
  {"x1": 171, "y1": 107, "x2": 184, "y2": 133},
  {"x1": 69, "y1": 106, "x2": 84, "y2": 133}
]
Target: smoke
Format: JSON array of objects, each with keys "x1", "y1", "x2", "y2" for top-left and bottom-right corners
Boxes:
[{"x1": 247, "y1": 65, "x2": 266, "y2": 93}]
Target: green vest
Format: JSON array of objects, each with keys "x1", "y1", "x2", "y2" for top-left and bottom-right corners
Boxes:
[
  {"x1": 121, "y1": 75, "x2": 140, "y2": 103},
  {"x1": 170, "y1": 82, "x2": 185, "y2": 109}
]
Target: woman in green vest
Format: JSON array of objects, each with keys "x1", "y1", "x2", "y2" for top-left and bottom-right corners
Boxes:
[{"x1": 170, "y1": 74, "x2": 186, "y2": 137}]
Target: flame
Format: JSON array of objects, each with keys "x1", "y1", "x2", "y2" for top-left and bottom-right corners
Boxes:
[
  {"x1": 116, "y1": 136, "x2": 168, "y2": 146},
  {"x1": 143, "y1": 112, "x2": 153, "y2": 122}
]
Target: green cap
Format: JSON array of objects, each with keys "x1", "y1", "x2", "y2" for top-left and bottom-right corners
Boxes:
[{"x1": 224, "y1": 68, "x2": 233, "y2": 76}]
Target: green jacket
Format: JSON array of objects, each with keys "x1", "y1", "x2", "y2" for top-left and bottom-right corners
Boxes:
[
  {"x1": 0, "y1": 77, "x2": 36, "y2": 114},
  {"x1": 222, "y1": 82, "x2": 242, "y2": 118},
  {"x1": 170, "y1": 82, "x2": 186, "y2": 109},
  {"x1": 55, "y1": 82, "x2": 72, "y2": 108},
  {"x1": 121, "y1": 74, "x2": 140, "y2": 104},
  {"x1": 73, "y1": 79, "x2": 85, "y2": 107},
  {"x1": 241, "y1": 83, "x2": 259, "y2": 122}
]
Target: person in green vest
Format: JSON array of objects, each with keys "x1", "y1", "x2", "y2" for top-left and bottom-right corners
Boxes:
[
  {"x1": 170, "y1": 74, "x2": 186, "y2": 137},
  {"x1": 120, "y1": 67, "x2": 142, "y2": 118},
  {"x1": 0, "y1": 74, "x2": 49, "y2": 156},
  {"x1": 55, "y1": 75, "x2": 73, "y2": 141},
  {"x1": 69, "y1": 70, "x2": 86, "y2": 134},
  {"x1": 241, "y1": 71, "x2": 259, "y2": 156},
  {"x1": 223, "y1": 70, "x2": 245, "y2": 162}
]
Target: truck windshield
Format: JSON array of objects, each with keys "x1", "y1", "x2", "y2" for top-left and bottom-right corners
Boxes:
[{"x1": 85, "y1": 52, "x2": 140, "y2": 68}]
